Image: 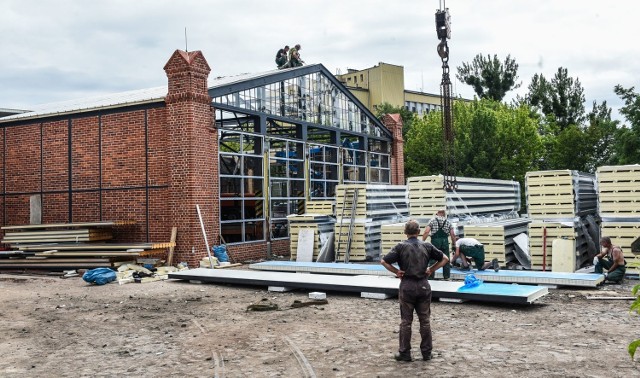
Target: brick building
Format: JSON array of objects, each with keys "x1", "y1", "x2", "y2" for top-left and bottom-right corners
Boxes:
[{"x1": 0, "y1": 50, "x2": 404, "y2": 266}]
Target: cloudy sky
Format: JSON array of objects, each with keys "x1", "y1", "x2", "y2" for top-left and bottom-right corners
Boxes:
[{"x1": 2, "y1": 0, "x2": 638, "y2": 123}]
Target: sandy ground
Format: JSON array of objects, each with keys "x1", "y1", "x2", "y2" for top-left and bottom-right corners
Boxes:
[{"x1": 0, "y1": 270, "x2": 639, "y2": 378}]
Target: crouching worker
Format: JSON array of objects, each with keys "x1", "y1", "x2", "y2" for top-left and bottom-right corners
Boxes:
[
  {"x1": 594, "y1": 236, "x2": 626, "y2": 284},
  {"x1": 452, "y1": 237, "x2": 499, "y2": 272},
  {"x1": 381, "y1": 220, "x2": 449, "y2": 362}
]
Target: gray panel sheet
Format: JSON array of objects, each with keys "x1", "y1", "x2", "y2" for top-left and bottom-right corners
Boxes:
[{"x1": 169, "y1": 268, "x2": 548, "y2": 304}]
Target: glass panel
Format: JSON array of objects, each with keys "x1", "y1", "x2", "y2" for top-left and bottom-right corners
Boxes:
[
  {"x1": 243, "y1": 156, "x2": 263, "y2": 176},
  {"x1": 290, "y1": 180, "x2": 305, "y2": 196},
  {"x1": 219, "y1": 133, "x2": 241, "y2": 153},
  {"x1": 220, "y1": 177, "x2": 243, "y2": 197},
  {"x1": 271, "y1": 219, "x2": 288, "y2": 239},
  {"x1": 243, "y1": 199, "x2": 264, "y2": 219},
  {"x1": 310, "y1": 163, "x2": 325, "y2": 179},
  {"x1": 220, "y1": 200, "x2": 242, "y2": 221},
  {"x1": 221, "y1": 222, "x2": 243, "y2": 243},
  {"x1": 289, "y1": 161, "x2": 303, "y2": 178},
  {"x1": 242, "y1": 134, "x2": 262, "y2": 155},
  {"x1": 244, "y1": 221, "x2": 264, "y2": 241},
  {"x1": 219, "y1": 155, "x2": 240, "y2": 175},
  {"x1": 270, "y1": 158, "x2": 287, "y2": 178},
  {"x1": 270, "y1": 200, "x2": 289, "y2": 219},
  {"x1": 244, "y1": 178, "x2": 263, "y2": 197},
  {"x1": 270, "y1": 180, "x2": 287, "y2": 198}
]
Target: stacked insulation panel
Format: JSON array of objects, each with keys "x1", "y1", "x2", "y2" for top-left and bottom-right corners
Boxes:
[
  {"x1": 463, "y1": 218, "x2": 531, "y2": 266},
  {"x1": 334, "y1": 184, "x2": 408, "y2": 261},
  {"x1": 527, "y1": 218, "x2": 599, "y2": 271},
  {"x1": 287, "y1": 214, "x2": 335, "y2": 261},
  {"x1": 597, "y1": 165, "x2": 640, "y2": 273},
  {"x1": 306, "y1": 200, "x2": 334, "y2": 216},
  {"x1": 407, "y1": 175, "x2": 521, "y2": 220},
  {"x1": 525, "y1": 170, "x2": 597, "y2": 219},
  {"x1": 525, "y1": 170, "x2": 599, "y2": 271},
  {"x1": 380, "y1": 223, "x2": 406, "y2": 258}
]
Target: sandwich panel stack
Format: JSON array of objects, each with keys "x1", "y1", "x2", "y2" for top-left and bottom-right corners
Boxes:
[
  {"x1": 528, "y1": 220, "x2": 597, "y2": 271},
  {"x1": 407, "y1": 175, "x2": 521, "y2": 220},
  {"x1": 306, "y1": 200, "x2": 334, "y2": 216},
  {"x1": 597, "y1": 164, "x2": 640, "y2": 218},
  {"x1": 288, "y1": 214, "x2": 335, "y2": 261},
  {"x1": 463, "y1": 218, "x2": 532, "y2": 267},
  {"x1": 596, "y1": 165, "x2": 640, "y2": 274},
  {"x1": 334, "y1": 184, "x2": 408, "y2": 261},
  {"x1": 600, "y1": 222, "x2": 640, "y2": 273},
  {"x1": 380, "y1": 223, "x2": 407, "y2": 258},
  {"x1": 525, "y1": 170, "x2": 597, "y2": 219}
]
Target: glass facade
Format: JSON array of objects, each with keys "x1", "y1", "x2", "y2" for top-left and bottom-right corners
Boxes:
[{"x1": 214, "y1": 68, "x2": 393, "y2": 244}]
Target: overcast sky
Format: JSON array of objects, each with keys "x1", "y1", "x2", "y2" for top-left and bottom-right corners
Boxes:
[{"x1": 2, "y1": 0, "x2": 638, "y2": 123}]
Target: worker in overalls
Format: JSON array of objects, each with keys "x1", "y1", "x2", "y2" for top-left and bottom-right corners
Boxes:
[{"x1": 421, "y1": 209, "x2": 456, "y2": 279}]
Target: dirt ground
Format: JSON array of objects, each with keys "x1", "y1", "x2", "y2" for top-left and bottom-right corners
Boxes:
[{"x1": 1, "y1": 269, "x2": 639, "y2": 378}]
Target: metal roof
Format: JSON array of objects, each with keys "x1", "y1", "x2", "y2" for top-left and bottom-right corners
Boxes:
[{"x1": 0, "y1": 66, "x2": 293, "y2": 123}]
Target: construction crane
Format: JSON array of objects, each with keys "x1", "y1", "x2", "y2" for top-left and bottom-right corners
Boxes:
[{"x1": 435, "y1": 3, "x2": 457, "y2": 191}]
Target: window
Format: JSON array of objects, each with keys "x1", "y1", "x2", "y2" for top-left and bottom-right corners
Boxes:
[{"x1": 218, "y1": 130, "x2": 266, "y2": 243}]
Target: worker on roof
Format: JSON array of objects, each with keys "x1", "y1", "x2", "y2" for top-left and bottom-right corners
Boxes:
[
  {"x1": 381, "y1": 220, "x2": 449, "y2": 362},
  {"x1": 422, "y1": 208, "x2": 456, "y2": 280},
  {"x1": 288, "y1": 44, "x2": 304, "y2": 67},
  {"x1": 275, "y1": 45, "x2": 290, "y2": 69},
  {"x1": 452, "y1": 237, "x2": 499, "y2": 272},
  {"x1": 594, "y1": 236, "x2": 626, "y2": 284}
]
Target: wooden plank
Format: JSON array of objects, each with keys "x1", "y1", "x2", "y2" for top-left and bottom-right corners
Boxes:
[
  {"x1": 166, "y1": 227, "x2": 178, "y2": 266},
  {"x1": 17, "y1": 242, "x2": 175, "y2": 251}
]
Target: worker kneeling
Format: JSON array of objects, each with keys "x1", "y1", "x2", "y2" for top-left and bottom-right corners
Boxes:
[{"x1": 452, "y1": 237, "x2": 499, "y2": 272}]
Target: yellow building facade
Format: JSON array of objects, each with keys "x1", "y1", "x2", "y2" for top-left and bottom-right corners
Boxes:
[{"x1": 336, "y1": 62, "x2": 445, "y2": 117}]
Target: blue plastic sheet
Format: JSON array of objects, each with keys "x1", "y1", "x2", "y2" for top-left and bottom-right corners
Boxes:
[
  {"x1": 82, "y1": 267, "x2": 117, "y2": 285},
  {"x1": 461, "y1": 273, "x2": 483, "y2": 289},
  {"x1": 213, "y1": 245, "x2": 229, "y2": 263}
]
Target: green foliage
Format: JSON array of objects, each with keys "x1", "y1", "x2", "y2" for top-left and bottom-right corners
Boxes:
[
  {"x1": 629, "y1": 284, "x2": 640, "y2": 361},
  {"x1": 456, "y1": 54, "x2": 521, "y2": 101},
  {"x1": 404, "y1": 99, "x2": 541, "y2": 185},
  {"x1": 526, "y1": 67, "x2": 586, "y2": 130},
  {"x1": 375, "y1": 102, "x2": 417, "y2": 138},
  {"x1": 613, "y1": 85, "x2": 640, "y2": 164}
]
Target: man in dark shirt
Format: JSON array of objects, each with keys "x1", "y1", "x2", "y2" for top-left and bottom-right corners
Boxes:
[{"x1": 381, "y1": 220, "x2": 448, "y2": 362}]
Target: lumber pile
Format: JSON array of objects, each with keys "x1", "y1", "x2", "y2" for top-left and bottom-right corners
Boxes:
[
  {"x1": 597, "y1": 164, "x2": 640, "y2": 273},
  {"x1": 334, "y1": 184, "x2": 408, "y2": 261},
  {"x1": 463, "y1": 218, "x2": 532, "y2": 267},
  {"x1": 287, "y1": 214, "x2": 335, "y2": 261},
  {"x1": 407, "y1": 175, "x2": 521, "y2": 220},
  {"x1": 525, "y1": 170, "x2": 597, "y2": 219},
  {"x1": 0, "y1": 221, "x2": 174, "y2": 271}
]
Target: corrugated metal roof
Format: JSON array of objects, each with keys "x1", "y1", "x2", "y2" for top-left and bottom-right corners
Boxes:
[{"x1": 0, "y1": 65, "x2": 303, "y2": 123}]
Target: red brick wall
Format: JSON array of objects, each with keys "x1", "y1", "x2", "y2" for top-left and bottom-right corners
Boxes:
[
  {"x1": 382, "y1": 114, "x2": 405, "y2": 185},
  {"x1": 164, "y1": 50, "x2": 218, "y2": 267},
  {"x1": 0, "y1": 107, "x2": 170, "y2": 242},
  {"x1": 225, "y1": 239, "x2": 291, "y2": 264}
]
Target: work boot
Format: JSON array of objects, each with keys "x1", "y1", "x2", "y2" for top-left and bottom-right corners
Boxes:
[
  {"x1": 422, "y1": 353, "x2": 432, "y2": 361},
  {"x1": 394, "y1": 353, "x2": 412, "y2": 362},
  {"x1": 492, "y1": 258, "x2": 500, "y2": 272}
]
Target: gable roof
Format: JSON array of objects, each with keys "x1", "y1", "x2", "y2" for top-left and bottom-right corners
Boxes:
[{"x1": 0, "y1": 64, "x2": 391, "y2": 139}]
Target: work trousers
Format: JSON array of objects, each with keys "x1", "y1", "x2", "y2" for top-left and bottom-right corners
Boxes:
[
  {"x1": 398, "y1": 277, "x2": 433, "y2": 358},
  {"x1": 430, "y1": 232, "x2": 450, "y2": 279},
  {"x1": 460, "y1": 245, "x2": 485, "y2": 270},
  {"x1": 595, "y1": 258, "x2": 626, "y2": 283}
]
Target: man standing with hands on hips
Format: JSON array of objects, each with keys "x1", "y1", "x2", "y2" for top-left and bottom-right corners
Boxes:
[{"x1": 381, "y1": 220, "x2": 449, "y2": 362}]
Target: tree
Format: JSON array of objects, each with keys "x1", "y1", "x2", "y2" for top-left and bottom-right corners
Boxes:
[
  {"x1": 612, "y1": 85, "x2": 640, "y2": 164},
  {"x1": 375, "y1": 102, "x2": 417, "y2": 138},
  {"x1": 456, "y1": 54, "x2": 521, "y2": 102},
  {"x1": 404, "y1": 99, "x2": 542, "y2": 184},
  {"x1": 526, "y1": 67, "x2": 586, "y2": 130}
]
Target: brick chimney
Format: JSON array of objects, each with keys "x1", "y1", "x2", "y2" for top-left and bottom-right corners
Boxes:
[
  {"x1": 381, "y1": 114, "x2": 405, "y2": 185},
  {"x1": 163, "y1": 50, "x2": 218, "y2": 266}
]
